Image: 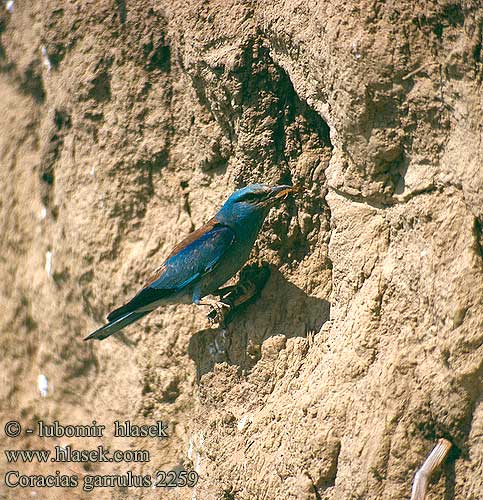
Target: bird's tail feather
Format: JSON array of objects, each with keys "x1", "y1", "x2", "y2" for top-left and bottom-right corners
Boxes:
[
  {"x1": 107, "y1": 302, "x2": 133, "y2": 322},
  {"x1": 107, "y1": 288, "x2": 170, "y2": 322},
  {"x1": 84, "y1": 310, "x2": 151, "y2": 341}
]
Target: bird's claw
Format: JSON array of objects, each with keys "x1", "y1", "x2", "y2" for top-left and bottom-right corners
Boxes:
[{"x1": 207, "y1": 300, "x2": 231, "y2": 326}]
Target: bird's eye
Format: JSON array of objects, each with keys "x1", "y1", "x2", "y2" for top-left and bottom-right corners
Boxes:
[
  {"x1": 237, "y1": 189, "x2": 270, "y2": 203},
  {"x1": 241, "y1": 193, "x2": 258, "y2": 201}
]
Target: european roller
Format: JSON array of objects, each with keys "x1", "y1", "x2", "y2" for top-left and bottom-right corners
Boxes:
[{"x1": 85, "y1": 184, "x2": 294, "y2": 341}]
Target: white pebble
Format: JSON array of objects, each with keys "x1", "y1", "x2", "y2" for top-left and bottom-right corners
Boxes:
[
  {"x1": 194, "y1": 453, "x2": 201, "y2": 473},
  {"x1": 207, "y1": 342, "x2": 217, "y2": 356},
  {"x1": 45, "y1": 250, "x2": 52, "y2": 276},
  {"x1": 351, "y1": 41, "x2": 362, "y2": 60},
  {"x1": 187, "y1": 437, "x2": 194, "y2": 459},
  {"x1": 41, "y1": 46, "x2": 51, "y2": 72},
  {"x1": 6, "y1": 0, "x2": 14, "y2": 13},
  {"x1": 37, "y1": 374, "x2": 48, "y2": 397},
  {"x1": 237, "y1": 414, "x2": 251, "y2": 432},
  {"x1": 39, "y1": 206, "x2": 47, "y2": 220}
]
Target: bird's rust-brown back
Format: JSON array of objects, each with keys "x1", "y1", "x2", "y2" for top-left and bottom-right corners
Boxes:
[{"x1": 143, "y1": 217, "x2": 220, "y2": 287}]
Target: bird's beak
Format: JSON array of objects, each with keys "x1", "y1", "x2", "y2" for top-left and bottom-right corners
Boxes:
[{"x1": 269, "y1": 185, "x2": 296, "y2": 201}]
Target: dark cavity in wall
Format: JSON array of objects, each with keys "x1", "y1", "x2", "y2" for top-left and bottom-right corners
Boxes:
[
  {"x1": 115, "y1": 0, "x2": 127, "y2": 24},
  {"x1": 39, "y1": 109, "x2": 72, "y2": 206},
  {"x1": 474, "y1": 217, "x2": 483, "y2": 266},
  {"x1": 230, "y1": 39, "x2": 332, "y2": 183},
  {"x1": 20, "y1": 62, "x2": 46, "y2": 104},
  {"x1": 88, "y1": 69, "x2": 111, "y2": 102},
  {"x1": 144, "y1": 40, "x2": 171, "y2": 73},
  {"x1": 229, "y1": 39, "x2": 332, "y2": 264},
  {"x1": 189, "y1": 37, "x2": 333, "y2": 264}
]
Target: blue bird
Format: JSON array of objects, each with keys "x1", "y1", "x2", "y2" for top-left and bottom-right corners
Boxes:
[{"x1": 84, "y1": 183, "x2": 294, "y2": 341}]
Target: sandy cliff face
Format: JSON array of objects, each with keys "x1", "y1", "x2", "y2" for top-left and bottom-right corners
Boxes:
[{"x1": 1, "y1": 1, "x2": 482, "y2": 499}]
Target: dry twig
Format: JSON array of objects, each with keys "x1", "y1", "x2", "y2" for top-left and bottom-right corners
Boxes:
[
  {"x1": 402, "y1": 62, "x2": 439, "y2": 80},
  {"x1": 410, "y1": 438, "x2": 452, "y2": 500}
]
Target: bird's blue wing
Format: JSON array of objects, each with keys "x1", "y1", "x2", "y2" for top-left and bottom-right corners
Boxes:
[
  {"x1": 106, "y1": 220, "x2": 235, "y2": 321},
  {"x1": 150, "y1": 222, "x2": 236, "y2": 291}
]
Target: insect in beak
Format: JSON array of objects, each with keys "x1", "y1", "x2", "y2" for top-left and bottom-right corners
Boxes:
[{"x1": 270, "y1": 185, "x2": 298, "y2": 201}]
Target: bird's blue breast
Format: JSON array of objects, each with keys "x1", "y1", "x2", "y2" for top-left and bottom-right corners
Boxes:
[{"x1": 195, "y1": 215, "x2": 266, "y2": 297}]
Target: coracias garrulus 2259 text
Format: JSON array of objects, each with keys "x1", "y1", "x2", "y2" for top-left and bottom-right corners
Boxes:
[{"x1": 84, "y1": 183, "x2": 294, "y2": 341}]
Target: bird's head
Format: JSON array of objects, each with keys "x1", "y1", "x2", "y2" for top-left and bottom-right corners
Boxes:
[{"x1": 216, "y1": 184, "x2": 295, "y2": 227}]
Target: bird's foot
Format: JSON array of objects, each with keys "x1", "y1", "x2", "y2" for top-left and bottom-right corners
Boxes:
[{"x1": 203, "y1": 299, "x2": 231, "y2": 326}]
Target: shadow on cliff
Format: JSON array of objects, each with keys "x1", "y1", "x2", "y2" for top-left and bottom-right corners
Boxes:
[{"x1": 188, "y1": 265, "x2": 330, "y2": 381}]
